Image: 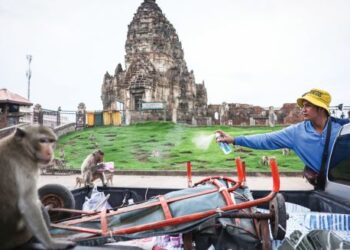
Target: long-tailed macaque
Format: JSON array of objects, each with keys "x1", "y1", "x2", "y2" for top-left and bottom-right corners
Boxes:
[
  {"x1": 75, "y1": 171, "x2": 113, "y2": 188},
  {"x1": 0, "y1": 125, "x2": 75, "y2": 250},
  {"x1": 75, "y1": 176, "x2": 84, "y2": 188},
  {"x1": 105, "y1": 171, "x2": 114, "y2": 186},
  {"x1": 260, "y1": 156, "x2": 270, "y2": 166},
  {"x1": 81, "y1": 149, "x2": 106, "y2": 187}
]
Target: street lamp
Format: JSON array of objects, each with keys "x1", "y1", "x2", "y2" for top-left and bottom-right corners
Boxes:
[{"x1": 26, "y1": 55, "x2": 32, "y2": 100}]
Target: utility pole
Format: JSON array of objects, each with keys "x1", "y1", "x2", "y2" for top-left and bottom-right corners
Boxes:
[{"x1": 26, "y1": 55, "x2": 32, "y2": 100}]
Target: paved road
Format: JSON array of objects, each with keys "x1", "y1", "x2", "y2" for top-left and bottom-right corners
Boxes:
[{"x1": 38, "y1": 173, "x2": 313, "y2": 191}]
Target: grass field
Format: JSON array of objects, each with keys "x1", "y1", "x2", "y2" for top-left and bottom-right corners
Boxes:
[{"x1": 56, "y1": 122, "x2": 304, "y2": 172}]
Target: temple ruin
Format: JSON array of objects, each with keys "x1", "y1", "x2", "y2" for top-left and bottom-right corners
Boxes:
[{"x1": 101, "y1": 0, "x2": 208, "y2": 125}]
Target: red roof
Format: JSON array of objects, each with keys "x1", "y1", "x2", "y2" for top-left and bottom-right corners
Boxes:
[{"x1": 0, "y1": 88, "x2": 33, "y2": 106}]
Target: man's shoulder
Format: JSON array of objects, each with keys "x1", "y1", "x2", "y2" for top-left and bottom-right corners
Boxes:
[
  {"x1": 286, "y1": 121, "x2": 307, "y2": 129},
  {"x1": 331, "y1": 117, "x2": 350, "y2": 126},
  {"x1": 280, "y1": 121, "x2": 306, "y2": 134}
]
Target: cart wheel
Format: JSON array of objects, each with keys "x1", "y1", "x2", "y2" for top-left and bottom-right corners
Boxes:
[
  {"x1": 38, "y1": 184, "x2": 75, "y2": 222},
  {"x1": 269, "y1": 193, "x2": 287, "y2": 240}
]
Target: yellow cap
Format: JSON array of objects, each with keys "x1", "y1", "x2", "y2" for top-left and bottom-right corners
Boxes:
[{"x1": 297, "y1": 88, "x2": 331, "y2": 115}]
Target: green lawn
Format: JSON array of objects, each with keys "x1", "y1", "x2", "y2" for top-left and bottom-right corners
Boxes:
[{"x1": 56, "y1": 122, "x2": 304, "y2": 172}]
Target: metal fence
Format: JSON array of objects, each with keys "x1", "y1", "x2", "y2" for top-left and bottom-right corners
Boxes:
[
  {"x1": 18, "y1": 107, "x2": 127, "y2": 129},
  {"x1": 15, "y1": 104, "x2": 350, "y2": 130},
  {"x1": 19, "y1": 108, "x2": 79, "y2": 129}
]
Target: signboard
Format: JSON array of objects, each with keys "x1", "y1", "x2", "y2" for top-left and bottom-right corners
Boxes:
[{"x1": 142, "y1": 102, "x2": 165, "y2": 110}]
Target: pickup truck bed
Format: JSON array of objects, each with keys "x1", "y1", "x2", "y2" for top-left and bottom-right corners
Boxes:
[{"x1": 71, "y1": 186, "x2": 350, "y2": 214}]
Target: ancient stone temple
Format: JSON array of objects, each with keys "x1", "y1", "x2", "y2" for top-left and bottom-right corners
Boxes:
[{"x1": 101, "y1": 0, "x2": 208, "y2": 124}]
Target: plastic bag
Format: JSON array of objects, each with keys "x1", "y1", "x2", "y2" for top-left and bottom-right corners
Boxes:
[{"x1": 82, "y1": 185, "x2": 112, "y2": 211}]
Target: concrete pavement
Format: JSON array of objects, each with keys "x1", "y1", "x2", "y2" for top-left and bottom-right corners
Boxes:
[{"x1": 38, "y1": 173, "x2": 313, "y2": 191}]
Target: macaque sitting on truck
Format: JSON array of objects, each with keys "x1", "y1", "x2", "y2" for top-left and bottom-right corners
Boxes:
[
  {"x1": 81, "y1": 149, "x2": 106, "y2": 187},
  {"x1": 0, "y1": 125, "x2": 75, "y2": 249}
]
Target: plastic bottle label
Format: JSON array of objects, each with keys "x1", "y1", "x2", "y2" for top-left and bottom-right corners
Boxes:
[
  {"x1": 215, "y1": 133, "x2": 232, "y2": 154},
  {"x1": 219, "y1": 142, "x2": 232, "y2": 154}
]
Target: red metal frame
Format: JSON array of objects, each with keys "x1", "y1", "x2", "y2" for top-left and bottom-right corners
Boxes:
[
  {"x1": 50, "y1": 157, "x2": 280, "y2": 238},
  {"x1": 187, "y1": 161, "x2": 192, "y2": 187}
]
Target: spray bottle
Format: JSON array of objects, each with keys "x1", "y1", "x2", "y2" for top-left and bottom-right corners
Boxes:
[{"x1": 215, "y1": 132, "x2": 232, "y2": 154}]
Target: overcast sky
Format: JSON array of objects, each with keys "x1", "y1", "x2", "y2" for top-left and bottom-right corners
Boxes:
[{"x1": 1, "y1": 0, "x2": 349, "y2": 111}]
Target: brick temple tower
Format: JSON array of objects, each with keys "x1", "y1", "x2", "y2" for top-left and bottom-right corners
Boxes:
[{"x1": 101, "y1": 0, "x2": 208, "y2": 124}]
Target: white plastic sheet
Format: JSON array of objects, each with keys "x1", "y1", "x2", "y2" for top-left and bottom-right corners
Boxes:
[{"x1": 82, "y1": 185, "x2": 112, "y2": 211}]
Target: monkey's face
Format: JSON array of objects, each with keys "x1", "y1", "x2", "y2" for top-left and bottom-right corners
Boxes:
[
  {"x1": 36, "y1": 137, "x2": 56, "y2": 165},
  {"x1": 96, "y1": 154, "x2": 104, "y2": 163},
  {"x1": 93, "y1": 150, "x2": 104, "y2": 163},
  {"x1": 16, "y1": 126, "x2": 57, "y2": 165}
]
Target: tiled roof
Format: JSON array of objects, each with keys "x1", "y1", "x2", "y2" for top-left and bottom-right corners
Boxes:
[{"x1": 0, "y1": 88, "x2": 33, "y2": 106}]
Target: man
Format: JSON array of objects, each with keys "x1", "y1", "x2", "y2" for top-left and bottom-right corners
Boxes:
[{"x1": 217, "y1": 88, "x2": 349, "y2": 187}]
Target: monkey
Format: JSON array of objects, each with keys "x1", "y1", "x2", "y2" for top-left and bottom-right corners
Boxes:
[
  {"x1": 59, "y1": 147, "x2": 65, "y2": 160},
  {"x1": 76, "y1": 171, "x2": 113, "y2": 188},
  {"x1": 88, "y1": 133, "x2": 96, "y2": 142},
  {"x1": 0, "y1": 125, "x2": 75, "y2": 250},
  {"x1": 260, "y1": 156, "x2": 270, "y2": 166},
  {"x1": 80, "y1": 149, "x2": 106, "y2": 187},
  {"x1": 282, "y1": 148, "x2": 291, "y2": 156},
  {"x1": 75, "y1": 176, "x2": 83, "y2": 188},
  {"x1": 104, "y1": 171, "x2": 114, "y2": 186},
  {"x1": 54, "y1": 158, "x2": 66, "y2": 169},
  {"x1": 89, "y1": 163, "x2": 108, "y2": 186}
]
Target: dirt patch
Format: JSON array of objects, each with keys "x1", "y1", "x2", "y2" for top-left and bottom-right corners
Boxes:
[
  {"x1": 104, "y1": 134, "x2": 117, "y2": 138},
  {"x1": 64, "y1": 140, "x2": 77, "y2": 145},
  {"x1": 146, "y1": 139, "x2": 158, "y2": 143},
  {"x1": 195, "y1": 160, "x2": 208, "y2": 163},
  {"x1": 234, "y1": 148, "x2": 253, "y2": 153},
  {"x1": 134, "y1": 150, "x2": 149, "y2": 162},
  {"x1": 71, "y1": 135, "x2": 82, "y2": 139},
  {"x1": 179, "y1": 150, "x2": 192, "y2": 154}
]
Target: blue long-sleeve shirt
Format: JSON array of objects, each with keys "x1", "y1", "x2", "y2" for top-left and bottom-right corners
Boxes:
[{"x1": 234, "y1": 117, "x2": 349, "y2": 173}]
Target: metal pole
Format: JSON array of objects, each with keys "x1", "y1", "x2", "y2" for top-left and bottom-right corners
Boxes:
[{"x1": 26, "y1": 55, "x2": 32, "y2": 100}]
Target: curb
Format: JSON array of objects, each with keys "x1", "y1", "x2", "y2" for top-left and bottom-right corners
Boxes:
[
  {"x1": 113, "y1": 170, "x2": 303, "y2": 177},
  {"x1": 42, "y1": 169, "x2": 303, "y2": 177}
]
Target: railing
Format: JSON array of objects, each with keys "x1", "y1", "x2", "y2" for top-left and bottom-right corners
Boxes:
[{"x1": 0, "y1": 123, "x2": 29, "y2": 139}]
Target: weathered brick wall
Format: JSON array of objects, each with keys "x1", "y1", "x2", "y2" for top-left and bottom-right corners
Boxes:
[
  {"x1": 127, "y1": 110, "x2": 167, "y2": 124},
  {"x1": 278, "y1": 103, "x2": 303, "y2": 124},
  {"x1": 207, "y1": 102, "x2": 305, "y2": 126},
  {"x1": 208, "y1": 103, "x2": 266, "y2": 126}
]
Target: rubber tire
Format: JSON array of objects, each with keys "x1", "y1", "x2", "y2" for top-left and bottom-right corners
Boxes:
[
  {"x1": 38, "y1": 184, "x2": 75, "y2": 222},
  {"x1": 269, "y1": 193, "x2": 287, "y2": 240}
]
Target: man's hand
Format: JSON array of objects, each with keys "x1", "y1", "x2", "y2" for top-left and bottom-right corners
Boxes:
[{"x1": 215, "y1": 130, "x2": 234, "y2": 144}]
